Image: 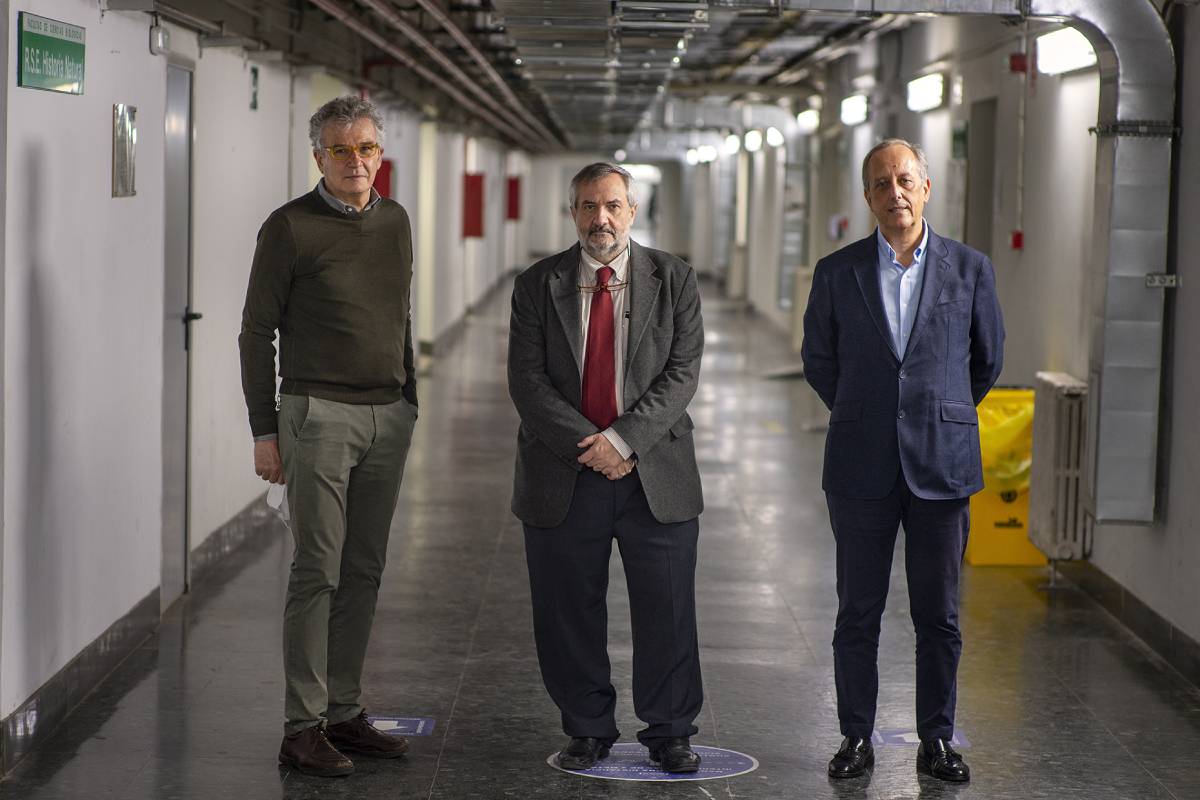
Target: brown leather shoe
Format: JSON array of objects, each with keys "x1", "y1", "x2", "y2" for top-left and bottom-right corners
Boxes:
[
  {"x1": 279, "y1": 725, "x2": 354, "y2": 777},
  {"x1": 326, "y1": 711, "x2": 409, "y2": 758}
]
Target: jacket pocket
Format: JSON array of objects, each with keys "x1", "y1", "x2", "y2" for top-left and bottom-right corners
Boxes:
[
  {"x1": 669, "y1": 414, "x2": 695, "y2": 439},
  {"x1": 940, "y1": 399, "x2": 978, "y2": 425},
  {"x1": 829, "y1": 401, "x2": 862, "y2": 423}
]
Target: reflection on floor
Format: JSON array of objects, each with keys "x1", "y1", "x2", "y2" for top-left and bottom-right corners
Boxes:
[{"x1": 3, "y1": 282, "x2": 1199, "y2": 800}]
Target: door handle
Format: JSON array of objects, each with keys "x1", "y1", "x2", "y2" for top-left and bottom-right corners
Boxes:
[{"x1": 182, "y1": 307, "x2": 202, "y2": 352}]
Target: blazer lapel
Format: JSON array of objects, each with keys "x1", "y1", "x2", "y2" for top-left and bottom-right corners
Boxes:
[
  {"x1": 851, "y1": 236, "x2": 900, "y2": 363},
  {"x1": 548, "y1": 244, "x2": 584, "y2": 374},
  {"x1": 624, "y1": 240, "x2": 661, "y2": 378},
  {"x1": 902, "y1": 232, "x2": 949, "y2": 362}
]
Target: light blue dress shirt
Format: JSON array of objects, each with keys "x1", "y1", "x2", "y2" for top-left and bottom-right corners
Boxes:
[{"x1": 876, "y1": 222, "x2": 930, "y2": 359}]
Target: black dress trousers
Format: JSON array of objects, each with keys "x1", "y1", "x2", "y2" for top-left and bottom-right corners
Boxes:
[
  {"x1": 523, "y1": 468, "x2": 703, "y2": 745},
  {"x1": 826, "y1": 474, "x2": 970, "y2": 742}
]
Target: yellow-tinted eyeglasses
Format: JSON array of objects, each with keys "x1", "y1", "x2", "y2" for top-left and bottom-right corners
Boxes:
[{"x1": 321, "y1": 142, "x2": 381, "y2": 161}]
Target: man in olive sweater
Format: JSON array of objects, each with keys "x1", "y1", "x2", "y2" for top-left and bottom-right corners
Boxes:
[{"x1": 239, "y1": 96, "x2": 417, "y2": 777}]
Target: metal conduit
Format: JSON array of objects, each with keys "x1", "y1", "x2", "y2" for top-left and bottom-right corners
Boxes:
[
  {"x1": 353, "y1": 0, "x2": 556, "y2": 151},
  {"x1": 790, "y1": 0, "x2": 1175, "y2": 523},
  {"x1": 306, "y1": 0, "x2": 534, "y2": 147},
  {"x1": 410, "y1": 0, "x2": 566, "y2": 149}
]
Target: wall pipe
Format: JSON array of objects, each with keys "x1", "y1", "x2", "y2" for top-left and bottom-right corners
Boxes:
[
  {"x1": 352, "y1": 0, "x2": 557, "y2": 151},
  {"x1": 305, "y1": 0, "x2": 534, "y2": 147},
  {"x1": 410, "y1": 0, "x2": 566, "y2": 149}
]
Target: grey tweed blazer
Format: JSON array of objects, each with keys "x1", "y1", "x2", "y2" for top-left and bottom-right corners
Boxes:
[{"x1": 507, "y1": 240, "x2": 704, "y2": 528}]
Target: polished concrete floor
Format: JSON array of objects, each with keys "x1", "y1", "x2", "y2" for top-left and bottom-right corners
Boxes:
[{"x1": 4, "y1": 281, "x2": 1200, "y2": 800}]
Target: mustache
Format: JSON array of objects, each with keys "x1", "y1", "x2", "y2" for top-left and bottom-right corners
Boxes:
[{"x1": 588, "y1": 225, "x2": 616, "y2": 236}]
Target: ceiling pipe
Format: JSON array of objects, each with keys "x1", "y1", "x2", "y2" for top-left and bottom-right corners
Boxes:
[
  {"x1": 409, "y1": 0, "x2": 567, "y2": 149},
  {"x1": 306, "y1": 0, "x2": 535, "y2": 148},
  {"x1": 792, "y1": 0, "x2": 1175, "y2": 524},
  {"x1": 352, "y1": 0, "x2": 557, "y2": 151}
]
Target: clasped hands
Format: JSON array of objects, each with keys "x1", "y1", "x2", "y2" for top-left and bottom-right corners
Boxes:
[{"x1": 577, "y1": 433, "x2": 636, "y2": 480}]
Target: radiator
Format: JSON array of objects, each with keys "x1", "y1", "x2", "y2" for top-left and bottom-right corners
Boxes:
[{"x1": 1028, "y1": 372, "x2": 1092, "y2": 561}]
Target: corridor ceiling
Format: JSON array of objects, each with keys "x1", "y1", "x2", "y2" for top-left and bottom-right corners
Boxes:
[
  {"x1": 490, "y1": 1, "x2": 864, "y2": 150},
  {"x1": 156, "y1": 0, "x2": 874, "y2": 151}
]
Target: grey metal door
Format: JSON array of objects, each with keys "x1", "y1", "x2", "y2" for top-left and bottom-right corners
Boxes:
[{"x1": 162, "y1": 63, "x2": 196, "y2": 611}]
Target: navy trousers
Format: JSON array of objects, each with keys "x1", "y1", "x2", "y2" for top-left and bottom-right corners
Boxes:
[
  {"x1": 826, "y1": 475, "x2": 970, "y2": 741},
  {"x1": 523, "y1": 469, "x2": 703, "y2": 745}
]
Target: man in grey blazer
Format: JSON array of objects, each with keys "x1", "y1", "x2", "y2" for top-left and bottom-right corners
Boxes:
[
  {"x1": 802, "y1": 139, "x2": 1004, "y2": 783},
  {"x1": 508, "y1": 162, "x2": 705, "y2": 773}
]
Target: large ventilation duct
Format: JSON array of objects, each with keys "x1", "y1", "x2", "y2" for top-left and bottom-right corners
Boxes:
[
  {"x1": 1028, "y1": 0, "x2": 1175, "y2": 524},
  {"x1": 790, "y1": 0, "x2": 1174, "y2": 524}
]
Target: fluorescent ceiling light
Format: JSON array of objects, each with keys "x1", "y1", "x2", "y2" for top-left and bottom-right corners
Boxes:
[
  {"x1": 744, "y1": 129, "x2": 763, "y2": 152},
  {"x1": 1037, "y1": 27, "x2": 1096, "y2": 75},
  {"x1": 840, "y1": 94, "x2": 869, "y2": 126},
  {"x1": 906, "y1": 72, "x2": 946, "y2": 113},
  {"x1": 697, "y1": 144, "x2": 718, "y2": 163},
  {"x1": 766, "y1": 127, "x2": 785, "y2": 147},
  {"x1": 796, "y1": 109, "x2": 820, "y2": 134},
  {"x1": 686, "y1": 148, "x2": 700, "y2": 165},
  {"x1": 625, "y1": 164, "x2": 662, "y2": 183},
  {"x1": 724, "y1": 133, "x2": 741, "y2": 155}
]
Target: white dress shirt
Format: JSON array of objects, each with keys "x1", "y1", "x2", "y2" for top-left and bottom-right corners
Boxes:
[
  {"x1": 876, "y1": 222, "x2": 930, "y2": 359},
  {"x1": 579, "y1": 245, "x2": 634, "y2": 459}
]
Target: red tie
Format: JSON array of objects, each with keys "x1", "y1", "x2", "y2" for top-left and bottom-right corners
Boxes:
[{"x1": 582, "y1": 265, "x2": 618, "y2": 429}]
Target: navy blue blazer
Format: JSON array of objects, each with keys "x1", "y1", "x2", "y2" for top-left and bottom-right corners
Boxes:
[{"x1": 801, "y1": 229, "x2": 1005, "y2": 501}]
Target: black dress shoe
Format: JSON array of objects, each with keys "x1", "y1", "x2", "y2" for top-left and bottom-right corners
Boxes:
[
  {"x1": 557, "y1": 737, "x2": 610, "y2": 770},
  {"x1": 647, "y1": 737, "x2": 701, "y2": 773},
  {"x1": 917, "y1": 738, "x2": 970, "y2": 782},
  {"x1": 827, "y1": 736, "x2": 874, "y2": 778}
]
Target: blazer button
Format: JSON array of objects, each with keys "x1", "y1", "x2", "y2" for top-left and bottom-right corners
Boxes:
[
  {"x1": 899, "y1": 370, "x2": 907, "y2": 379},
  {"x1": 897, "y1": 410, "x2": 906, "y2": 419}
]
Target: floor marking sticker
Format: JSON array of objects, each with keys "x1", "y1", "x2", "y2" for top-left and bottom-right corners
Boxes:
[
  {"x1": 366, "y1": 715, "x2": 436, "y2": 736},
  {"x1": 546, "y1": 743, "x2": 759, "y2": 782},
  {"x1": 873, "y1": 729, "x2": 970, "y2": 748}
]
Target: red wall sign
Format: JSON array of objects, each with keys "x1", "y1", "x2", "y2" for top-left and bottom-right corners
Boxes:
[
  {"x1": 506, "y1": 176, "x2": 521, "y2": 220},
  {"x1": 463, "y1": 173, "x2": 484, "y2": 238},
  {"x1": 374, "y1": 158, "x2": 393, "y2": 199}
]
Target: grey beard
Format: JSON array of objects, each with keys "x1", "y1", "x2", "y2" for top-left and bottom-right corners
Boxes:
[{"x1": 579, "y1": 231, "x2": 627, "y2": 263}]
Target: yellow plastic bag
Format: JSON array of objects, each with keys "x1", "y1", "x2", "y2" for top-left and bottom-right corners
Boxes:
[
  {"x1": 977, "y1": 388, "x2": 1034, "y2": 498},
  {"x1": 967, "y1": 388, "x2": 1043, "y2": 565}
]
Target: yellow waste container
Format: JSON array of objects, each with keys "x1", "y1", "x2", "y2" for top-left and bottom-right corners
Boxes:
[{"x1": 965, "y1": 388, "x2": 1046, "y2": 566}]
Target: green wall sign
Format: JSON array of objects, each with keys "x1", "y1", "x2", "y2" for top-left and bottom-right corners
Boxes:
[{"x1": 18, "y1": 12, "x2": 85, "y2": 95}]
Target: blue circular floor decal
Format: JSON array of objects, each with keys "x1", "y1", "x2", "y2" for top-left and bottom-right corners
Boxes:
[{"x1": 546, "y1": 743, "x2": 758, "y2": 781}]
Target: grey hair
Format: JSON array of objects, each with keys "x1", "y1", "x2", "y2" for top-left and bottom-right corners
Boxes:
[
  {"x1": 309, "y1": 96, "x2": 385, "y2": 150},
  {"x1": 861, "y1": 138, "x2": 929, "y2": 190},
  {"x1": 569, "y1": 162, "x2": 638, "y2": 208}
]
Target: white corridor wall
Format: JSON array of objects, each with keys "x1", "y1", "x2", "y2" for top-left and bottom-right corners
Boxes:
[
  {"x1": 184, "y1": 32, "x2": 293, "y2": 549},
  {"x1": 1, "y1": 0, "x2": 166, "y2": 716}
]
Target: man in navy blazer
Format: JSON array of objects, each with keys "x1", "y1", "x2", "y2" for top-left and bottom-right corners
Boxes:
[{"x1": 801, "y1": 139, "x2": 1004, "y2": 783}]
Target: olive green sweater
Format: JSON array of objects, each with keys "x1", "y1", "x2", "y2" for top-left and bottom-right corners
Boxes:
[{"x1": 238, "y1": 189, "x2": 416, "y2": 438}]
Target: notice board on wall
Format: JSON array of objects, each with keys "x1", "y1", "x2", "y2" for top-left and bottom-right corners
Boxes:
[{"x1": 463, "y1": 173, "x2": 484, "y2": 238}]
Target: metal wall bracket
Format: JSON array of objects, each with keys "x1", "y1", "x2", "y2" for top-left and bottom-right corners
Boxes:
[
  {"x1": 1088, "y1": 120, "x2": 1178, "y2": 138},
  {"x1": 1145, "y1": 273, "x2": 1179, "y2": 289}
]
